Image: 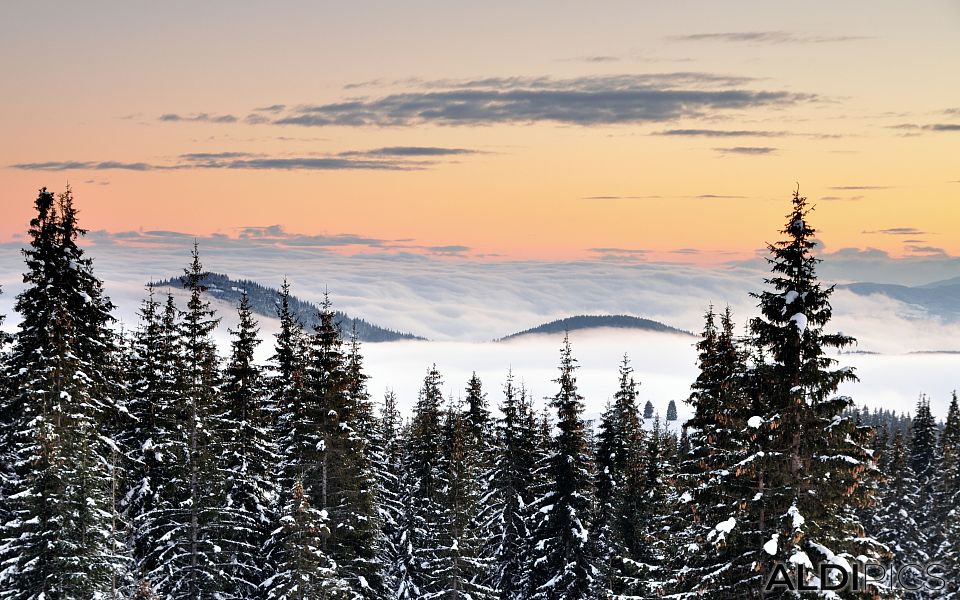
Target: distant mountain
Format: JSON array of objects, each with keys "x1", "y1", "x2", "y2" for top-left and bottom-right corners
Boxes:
[
  {"x1": 152, "y1": 273, "x2": 424, "y2": 342},
  {"x1": 838, "y1": 278, "x2": 960, "y2": 321},
  {"x1": 498, "y1": 314, "x2": 693, "y2": 341}
]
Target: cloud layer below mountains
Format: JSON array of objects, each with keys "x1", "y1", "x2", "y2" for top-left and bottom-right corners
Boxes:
[{"x1": 1, "y1": 233, "x2": 958, "y2": 416}]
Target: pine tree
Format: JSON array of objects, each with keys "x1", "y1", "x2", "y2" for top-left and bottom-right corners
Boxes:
[
  {"x1": 937, "y1": 392, "x2": 960, "y2": 598},
  {"x1": 394, "y1": 366, "x2": 446, "y2": 598},
  {"x1": 527, "y1": 334, "x2": 596, "y2": 599},
  {"x1": 591, "y1": 355, "x2": 645, "y2": 597},
  {"x1": 746, "y1": 190, "x2": 884, "y2": 596},
  {"x1": 0, "y1": 187, "x2": 128, "y2": 598},
  {"x1": 370, "y1": 390, "x2": 404, "y2": 595},
  {"x1": 874, "y1": 431, "x2": 927, "y2": 596},
  {"x1": 298, "y1": 293, "x2": 384, "y2": 598},
  {"x1": 124, "y1": 288, "x2": 186, "y2": 588},
  {"x1": 486, "y1": 372, "x2": 538, "y2": 599},
  {"x1": 220, "y1": 291, "x2": 278, "y2": 598},
  {"x1": 666, "y1": 399, "x2": 678, "y2": 422},
  {"x1": 671, "y1": 306, "x2": 757, "y2": 597},
  {"x1": 909, "y1": 394, "x2": 938, "y2": 562},
  {"x1": 643, "y1": 400, "x2": 654, "y2": 420},
  {"x1": 425, "y1": 396, "x2": 495, "y2": 599},
  {"x1": 264, "y1": 481, "x2": 350, "y2": 600},
  {"x1": 272, "y1": 279, "x2": 310, "y2": 498},
  {"x1": 147, "y1": 244, "x2": 226, "y2": 598}
]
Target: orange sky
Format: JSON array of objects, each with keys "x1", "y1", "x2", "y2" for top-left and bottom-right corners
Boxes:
[{"x1": 1, "y1": 1, "x2": 958, "y2": 263}]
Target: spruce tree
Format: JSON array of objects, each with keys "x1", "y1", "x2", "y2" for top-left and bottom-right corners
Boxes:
[
  {"x1": 747, "y1": 190, "x2": 883, "y2": 596},
  {"x1": 264, "y1": 480, "x2": 350, "y2": 600},
  {"x1": 527, "y1": 334, "x2": 596, "y2": 599},
  {"x1": 937, "y1": 392, "x2": 960, "y2": 598},
  {"x1": 874, "y1": 431, "x2": 927, "y2": 595},
  {"x1": 371, "y1": 390, "x2": 404, "y2": 594},
  {"x1": 0, "y1": 187, "x2": 127, "y2": 598},
  {"x1": 643, "y1": 400, "x2": 654, "y2": 420},
  {"x1": 672, "y1": 306, "x2": 756, "y2": 597},
  {"x1": 394, "y1": 366, "x2": 446, "y2": 598},
  {"x1": 148, "y1": 244, "x2": 226, "y2": 598},
  {"x1": 220, "y1": 291, "x2": 278, "y2": 598},
  {"x1": 592, "y1": 355, "x2": 645, "y2": 597},
  {"x1": 486, "y1": 372, "x2": 538, "y2": 599},
  {"x1": 909, "y1": 394, "x2": 938, "y2": 561}
]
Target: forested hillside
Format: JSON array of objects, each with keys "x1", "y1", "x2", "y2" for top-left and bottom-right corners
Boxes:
[{"x1": 0, "y1": 187, "x2": 957, "y2": 599}]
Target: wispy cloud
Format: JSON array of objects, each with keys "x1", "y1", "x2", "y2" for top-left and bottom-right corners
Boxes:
[
  {"x1": 862, "y1": 227, "x2": 928, "y2": 236},
  {"x1": 257, "y1": 74, "x2": 812, "y2": 127},
  {"x1": 669, "y1": 31, "x2": 872, "y2": 45},
  {"x1": 829, "y1": 185, "x2": 891, "y2": 190},
  {"x1": 159, "y1": 113, "x2": 239, "y2": 123},
  {"x1": 338, "y1": 146, "x2": 481, "y2": 157},
  {"x1": 889, "y1": 123, "x2": 960, "y2": 133},
  {"x1": 713, "y1": 146, "x2": 777, "y2": 155},
  {"x1": 655, "y1": 128, "x2": 786, "y2": 137},
  {"x1": 10, "y1": 146, "x2": 481, "y2": 173}
]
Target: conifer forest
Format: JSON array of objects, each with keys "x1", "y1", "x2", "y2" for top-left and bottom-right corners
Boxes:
[{"x1": 0, "y1": 186, "x2": 958, "y2": 600}]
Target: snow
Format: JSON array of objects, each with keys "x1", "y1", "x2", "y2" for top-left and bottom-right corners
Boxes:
[
  {"x1": 714, "y1": 517, "x2": 736, "y2": 534},
  {"x1": 783, "y1": 290, "x2": 799, "y2": 305},
  {"x1": 789, "y1": 313, "x2": 808, "y2": 332},
  {"x1": 787, "y1": 503, "x2": 805, "y2": 529},
  {"x1": 679, "y1": 491, "x2": 692, "y2": 504},
  {"x1": 747, "y1": 416, "x2": 763, "y2": 429},
  {"x1": 763, "y1": 534, "x2": 779, "y2": 556},
  {"x1": 789, "y1": 551, "x2": 813, "y2": 569}
]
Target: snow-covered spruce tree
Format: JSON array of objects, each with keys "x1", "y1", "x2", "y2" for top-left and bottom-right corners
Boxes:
[
  {"x1": 147, "y1": 244, "x2": 226, "y2": 598},
  {"x1": 671, "y1": 306, "x2": 759, "y2": 597},
  {"x1": 219, "y1": 291, "x2": 279, "y2": 598},
  {"x1": 937, "y1": 392, "x2": 960, "y2": 598},
  {"x1": 527, "y1": 334, "x2": 596, "y2": 599},
  {"x1": 591, "y1": 355, "x2": 645, "y2": 597},
  {"x1": 301, "y1": 294, "x2": 384, "y2": 598},
  {"x1": 423, "y1": 396, "x2": 496, "y2": 599},
  {"x1": 264, "y1": 480, "x2": 351, "y2": 600},
  {"x1": 271, "y1": 279, "x2": 310, "y2": 498},
  {"x1": 393, "y1": 366, "x2": 446, "y2": 598},
  {"x1": 873, "y1": 431, "x2": 927, "y2": 596},
  {"x1": 124, "y1": 287, "x2": 187, "y2": 588},
  {"x1": 643, "y1": 400, "x2": 654, "y2": 420},
  {"x1": 485, "y1": 372, "x2": 539, "y2": 599},
  {"x1": 0, "y1": 187, "x2": 128, "y2": 598},
  {"x1": 747, "y1": 190, "x2": 884, "y2": 597},
  {"x1": 908, "y1": 395, "x2": 938, "y2": 565},
  {"x1": 370, "y1": 389, "x2": 404, "y2": 594}
]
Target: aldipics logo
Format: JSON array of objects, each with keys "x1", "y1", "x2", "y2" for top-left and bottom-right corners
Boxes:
[{"x1": 764, "y1": 561, "x2": 947, "y2": 593}]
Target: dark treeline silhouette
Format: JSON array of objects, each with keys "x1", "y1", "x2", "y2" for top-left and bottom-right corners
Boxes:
[{"x1": 0, "y1": 186, "x2": 958, "y2": 599}]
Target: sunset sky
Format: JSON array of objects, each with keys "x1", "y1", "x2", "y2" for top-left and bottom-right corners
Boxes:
[{"x1": 1, "y1": 1, "x2": 959, "y2": 262}]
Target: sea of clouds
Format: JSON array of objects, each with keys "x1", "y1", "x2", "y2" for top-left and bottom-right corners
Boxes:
[{"x1": 1, "y1": 233, "x2": 958, "y2": 419}]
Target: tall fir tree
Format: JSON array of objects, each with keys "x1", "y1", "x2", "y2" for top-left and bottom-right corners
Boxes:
[
  {"x1": 220, "y1": 291, "x2": 278, "y2": 598},
  {"x1": 147, "y1": 244, "x2": 226, "y2": 598},
  {"x1": 527, "y1": 334, "x2": 596, "y2": 599},
  {"x1": 672, "y1": 306, "x2": 757, "y2": 597},
  {"x1": 937, "y1": 392, "x2": 960, "y2": 598},
  {"x1": 747, "y1": 190, "x2": 884, "y2": 597},
  {"x1": 0, "y1": 187, "x2": 128, "y2": 598},
  {"x1": 370, "y1": 389, "x2": 404, "y2": 595},
  {"x1": 485, "y1": 372, "x2": 539, "y2": 599},
  {"x1": 591, "y1": 355, "x2": 645, "y2": 597},
  {"x1": 264, "y1": 480, "x2": 350, "y2": 600},
  {"x1": 394, "y1": 366, "x2": 446, "y2": 598}
]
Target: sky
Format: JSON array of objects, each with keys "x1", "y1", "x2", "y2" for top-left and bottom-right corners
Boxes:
[
  {"x1": 1, "y1": 2, "x2": 959, "y2": 416},
  {"x1": 1, "y1": 1, "x2": 959, "y2": 262}
]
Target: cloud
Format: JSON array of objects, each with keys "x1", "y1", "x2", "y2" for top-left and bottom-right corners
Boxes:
[
  {"x1": 266, "y1": 74, "x2": 811, "y2": 127},
  {"x1": 338, "y1": 146, "x2": 481, "y2": 157},
  {"x1": 829, "y1": 185, "x2": 891, "y2": 190},
  {"x1": 906, "y1": 245, "x2": 946, "y2": 255},
  {"x1": 862, "y1": 227, "x2": 928, "y2": 236},
  {"x1": 582, "y1": 195, "x2": 663, "y2": 200},
  {"x1": 159, "y1": 113, "x2": 239, "y2": 123},
  {"x1": 889, "y1": 123, "x2": 960, "y2": 133},
  {"x1": 10, "y1": 160, "x2": 156, "y2": 171},
  {"x1": 253, "y1": 104, "x2": 286, "y2": 113},
  {"x1": 655, "y1": 128, "x2": 786, "y2": 137},
  {"x1": 694, "y1": 194, "x2": 746, "y2": 199},
  {"x1": 713, "y1": 146, "x2": 777, "y2": 155},
  {"x1": 669, "y1": 31, "x2": 871, "y2": 44},
  {"x1": 819, "y1": 195, "x2": 864, "y2": 202},
  {"x1": 9, "y1": 147, "x2": 480, "y2": 172}
]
